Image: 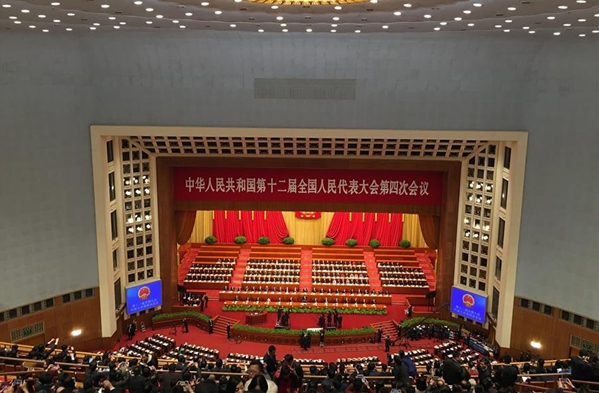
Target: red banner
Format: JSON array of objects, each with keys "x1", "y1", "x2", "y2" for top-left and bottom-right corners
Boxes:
[{"x1": 173, "y1": 167, "x2": 443, "y2": 205}]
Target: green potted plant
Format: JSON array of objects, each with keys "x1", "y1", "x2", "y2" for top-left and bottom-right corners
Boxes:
[
  {"x1": 282, "y1": 237, "x2": 295, "y2": 245},
  {"x1": 399, "y1": 239, "x2": 411, "y2": 248},
  {"x1": 258, "y1": 236, "x2": 270, "y2": 245},
  {"x1": 235, "y1": 236, "x2": 247, "y2": 244},
  {"x1": 369, "y1": 239, "x2": 380, "y2": 248},
  {"x1": 204, "y1": 235, "x2": 217, "y2": 245},
  {"x1": 321, "y1": 237, "x2": 335, "y2": 246},
  {"x1": 345, "y1": 238, "x2": 358, "y2": 247}
]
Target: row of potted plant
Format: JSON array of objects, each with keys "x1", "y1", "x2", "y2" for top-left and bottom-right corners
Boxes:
[
  {"x1": 222, "y1": 304, "x2": 387, "y2": 315},
  {"x1": 232, "y1": 323, "x2": 375, "y2": 336},
  {"x1": 398, "y1": 317, "x2": 460, "y2": 329},
  {"x1": 204, "y1": 235, "x2": 411, "y2": 248},
  {"x1": 152, "y1": 311, "x2": 212, "y2": 323}
]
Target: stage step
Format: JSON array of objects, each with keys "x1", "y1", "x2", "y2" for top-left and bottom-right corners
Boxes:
[
  {"x1": 299, "y1": 249, "x2": 313, "y2": 291},
  {"x1": 416, "y1": 252, "x2": 436, "y2": 291},
  {"x1": 212, "y1": 315, "x2": 239, "y2": 336},
  {"x1": 230, "y1": 249, "x2": 250, "y2": 287},
  {"x1": 370, "y1": 320, "x2": 400, "y2": 341},
  {"x1": 364, "y1": 251, "x2": 383, "y2": 292}
]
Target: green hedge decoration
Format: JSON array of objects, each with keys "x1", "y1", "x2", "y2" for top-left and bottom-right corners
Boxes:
[
  {"x1": 258, "y1": 236, "x2": 270, "y2": 245},
  {"x1": 282, "y1": 237, "x2": 295, "y2": 245},
  {"x1": 152, "y1": 311, "x2": 211, "y2": 323},
  {"x1": 369, "y1": 239, "x2": 380, "y2": 248},
  {"x1": 399, "y1": 317, "x2": 460, "y2": 329},
  {"x1": 399, "y1": 239, "x2": 411, "y2": 248},
  {"x1": 235, "y1": 236, "x2": 247, "y2": 244},
  {"x1": 345, "y1": 239, "x2": 358, "y2": 247},
  {"x1": 321, "y1": 237, "x2": 335, "y2": 246},
  {"x1": 204, "y1": 235, "x2": 217, "y2": 245},
  {"x1": 233, "y1": 323, "x2": 375, "y2": 337},
  {"x1": 222, "y1": 304, "x2": 387, "y2": 316}
]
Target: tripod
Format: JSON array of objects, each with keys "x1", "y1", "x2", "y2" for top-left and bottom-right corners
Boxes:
[
  {"x1": 398, "y1": 335, "x2": 411, "y2": 348},
  {"x1": 169, "y1": 324, "x2": 177, "y2": 336}
]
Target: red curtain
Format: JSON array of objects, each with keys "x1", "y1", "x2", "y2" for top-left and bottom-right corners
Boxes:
[
  {"x1": 212, "y1": 210, "x2": 290, "y2": 244},
  {"x1": 174, "y1": 210, "x2": 197, "y2": 245},
  {"x1": 325, "y1": 212, "x2": 403, "y2": 246},
  {"x1": 419, "y1": 214, "x2": 440, "y2": 249}
]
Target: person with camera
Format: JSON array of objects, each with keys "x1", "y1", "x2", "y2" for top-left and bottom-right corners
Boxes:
[{"x1": 344, "y1": 375, "x2": 374, "y2": 393}]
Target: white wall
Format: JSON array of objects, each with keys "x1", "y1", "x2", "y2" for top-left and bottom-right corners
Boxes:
[{"x1": 0, "y1": 31, "x2": 596, "y2": 320}]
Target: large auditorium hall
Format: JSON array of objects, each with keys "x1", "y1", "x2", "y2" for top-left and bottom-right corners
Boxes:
[{"x1": 0, "y1": 0, "x2": 597, "y2": 390}]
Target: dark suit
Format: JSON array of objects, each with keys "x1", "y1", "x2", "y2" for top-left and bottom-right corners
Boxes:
[
  {"x1": 126, "y1": 375, "x2": 147, "y2": 393},
  {"x1": 496, "y1": 365, "x2": 518, "y2": 388},
  {"x1": 264, "y1": 352, "x2": 277, "y2": 376},
  {"x1": 441, "y1": 359, "x2": 463, "y2": 385},
  {"x1": 159, "y1": 372, "x2": 181, "y2": 393}
]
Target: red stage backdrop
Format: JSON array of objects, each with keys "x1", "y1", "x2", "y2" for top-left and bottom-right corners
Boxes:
[{"x1": 174, "y1": 168, "x2": 443, "y2": 205}]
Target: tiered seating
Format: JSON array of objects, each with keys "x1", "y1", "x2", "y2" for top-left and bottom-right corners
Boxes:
[
  {"x1": 184, "y1": 258, "x2": 236, "y2": 284},
  {"x1": 378, "y1": 263, "x2": 428, "y2": 288},
  {"x1": 243, "y1": 258, "x2": 300, "y2": 285},
  {"x1": 116, "y1": 334, "x2": 175, "y2": 357},
  {"x1": 182, "y1": 292, "x2": 205, "y2": 306},
  {"x1": 433, "y1": 341, "x2": 481, "y2": 365},
  {"x1": 162, "y1": 342, "x2": 220, "y2": 361},
  {"x1": 227, "y1": 352, "x2": 325, "y2": 366},
  {"x1": 182, "y1": 245, "x2": 241, "y2": 290},
  {"x1": 336, "y1": 356, "x2": 380, "y2": 365},
  {"x1": 312, "y1": 260, "x2": 370, "y2": 286},
  {"x1": 404, "y1": 349, "x2": 434, "y2": 367}
]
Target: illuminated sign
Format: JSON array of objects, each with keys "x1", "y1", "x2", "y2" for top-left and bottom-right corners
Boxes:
[
  {"x1": 126, "y1": 280, "x2": 162, "y2": 314},
  {"x1": 450, "y1": 286, "x2": 487, "y2": 324}
]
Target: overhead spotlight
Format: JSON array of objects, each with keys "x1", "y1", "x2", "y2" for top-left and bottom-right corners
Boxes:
[
  {"x1": 71, "y1": 329, "x2": 82, "y2": 337},
  {"x1": 530, "y1": 341, "x2": 541, "y2": 349}
]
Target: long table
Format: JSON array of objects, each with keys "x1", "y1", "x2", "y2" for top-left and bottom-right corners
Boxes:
[
  {"x1": 223, "y1": 300, "x2": 387, "y2": 312},
  {"x1": 219, "y1": 290, "x2": 392, "y2": 304}
]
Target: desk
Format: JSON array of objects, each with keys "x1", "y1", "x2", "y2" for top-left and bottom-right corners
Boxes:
[
  {"x1": 245, "y1": 312, "x2": 267, "y2": 325},
  {"x1": 219, "y1": 291, "x2": 392, "y2": 304}
]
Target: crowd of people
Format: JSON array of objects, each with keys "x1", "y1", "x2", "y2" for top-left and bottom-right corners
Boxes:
[
  {"x1": 184, "y1": 260, "x2": 236, "y2": 284},
  {"x1": 312, "y1": 260, "x2": 370, "y2": 286}
]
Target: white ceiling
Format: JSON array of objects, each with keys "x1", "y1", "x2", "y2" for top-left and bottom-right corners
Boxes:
[{"x1": 0, "y1": 0, "x2": 598, "y2": 34}]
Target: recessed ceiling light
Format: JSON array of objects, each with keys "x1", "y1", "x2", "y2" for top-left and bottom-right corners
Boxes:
[
  {"x1": 505, "y1": 19, "x2": 512, "y2": 23},
  {"x1": 119, "y1": 21, "x2": 126, "y2": 25},
  {"x1": 522, "y1": 26, "x2": 529, "y2": 29},
  {"x1": 463, "y1": 10, "x2": 471, "y2": 14},
  {"x1": 334, "y1": 5, "x2": 342, "y2": 10},
  {"x1": 593, "y1": 30, "x2": 599, "y2": 33},
  {"x1": 201, "y1": 2, "x2": 209, "y2": 5},
  {"x1": 93, "y1": 22, "x2": 100, "y2": 26},
  {"x1": 258, "y1": 29, "x2": 264, "y2": 32},
  {"x1": 156, "y1": 14, "x2": 163, "y2": 18},
  {"x1": 214, "y1": 10, "x2": 222, "y2": 14},
  {"x1": 473, "y1": 3, "x2": 481, "y2": 7},
  {"x1": 424, "y1": 14, "x2": 431, "y2": 18},
  {"x1": 276, "y1": 16, "x2": 283, "y2": 20},
  {"x1": 370, "y1": 0, "x2": 377, "y2": 3},
  {"x1": 440, "y1": 21, "x2": 447, "y2": 25},
  {"x1": 503, "y1": 29, "x2": 510, "y2": 32},
  {"x1": 547, "y1": 16, "x2": 555, "y2": 20},
  {"x1": 101, "y1": 4, "x2": 110, "y2": 8},
  {"x1": 576, "y1": 0, "x2": 586, "y2": 3},
  {"x1": 271, "y1": 5, "x2": 278, "y2": 9},
  {"x1": 66, "y1": 27, "x2": 72, "y2": 31},
  {"x1": 185, "y1": 12, "x2": 193, "y2": 16},
  {"x1": 467, "y1": 23, "x2": 474, "y2": 26},
  {"x1": 53, "y1": 19, "x2": 60, "y2": 22},
  {"x1": 404, "y1": 3, "x2": 412, "y2": 7},
  {"x1": 354, "y1": 29, "x2": 360, "y2": 33},
  {"x1": 563, "y1": 23, "x2": 571, "y2": 26},
  {"x1": 495, "y1": 25, "x2": 502, "y2": 28},
  {"x1": 578, "y1": 19, "x2": 586, "y2": 22},
  {"x1": 579, "y1": 34, "x2": 586, "y2": 37},
  {"x1": 434, "y1": 27, "x2": 440, "y2": 30},
  {"x1": 113, "y1": 25, "x2": 120, "y2": 29},
  {"x1": 90, "y1": 26, "x2": 96, "y2": 30},
  {"x1": 528, "y1": 30, "x2": 535, "y2": 34},
  {"x1": 172, "y1": 20, "x2": 179, "y2": 23},
  {"x1": 331, "y1": 23, "x2": 337, "y2": 27},
  {"x1": 38, "y1": 14, "x2": 46, "y2": 18},
  {"x1": 553, "y1": 32, "x2": 560, "y2": 35},
  {"x1": 558, "y1": 5, "x2": 568, "y2": 9},
  {"x1": 1, "y1": 4, "x2": 11, "y2": 8},
  {"x1": 230, "y1": 23, "x2": 236, "y2": 27},
  {"x1": 67, "y1": 12, "x2": 75, "y2": 16},
  {"x1": 9, "y1": 16, "x2": 17, "y2": 19},
  {"x1": 42, "y1": 29, "x2": 49, "y2": 32},
  {"x1": 280, "y1": 23, "x2": 286, "y2": 26},
  {"x1": 134, "y1": 1, "x2": 143, "y2": 4},
  {"x1": 332, "y1": 16, "x2": 339, "y2": 20},
  {"x1": 179, "y1": 25, "x2": 186, "y2": 28},
  {"x1": 330, "y1": 29, "x2": 336, "y2": 32},
  {"x1": 21, "y1": 9, "x2": 30, "y2": 13},
  {"x1": 51, "y1": 2, "x2": 60, "y2": 5},
  {"x1": 282, "y1": 29, "x2": 288, "y2": 32},
  {"x1": 507, "y1": 7, "x2": 516, "y2": 11},
  {"x1": 108, "y1": 16, "x2": 116, "y2": 20},
  {"x1": 393, "y1": 11, "x2": 401, "y2": 16},
  {"x1": 595, "y1": 14, "x2": 599, "y2": 17},
  {"x1": 145, "y1": 20, "x2": 152, "y2": 24},
  {"x1": 145, "y1": 8, "x2": 153, "y2": 12},
  {"x1": 306, "y1": 28, "x2": 312, "y2": 32},
  {"x1": 454, "y1": 17, "x2": 462, "y2": 21},
  {"x1": 13, "y1": 20, "x2": 21, "y2": 24},
  {"x1": 234, "y1": 0, "x2": 242, "y2": 2},
  {"x1": 382, "y1": 25, "x2": 389, "y2": 28}
]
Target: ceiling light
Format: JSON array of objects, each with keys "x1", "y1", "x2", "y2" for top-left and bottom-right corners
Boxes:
[
  {"x1": 440, "y1": 21, "x2": 447, "y2": 25},
  {"x1": 578, "y1": 19, "x2": 586, "y2": 22},
  {"x1": 201, "y1": 2, "x2": 209, "y2": 5},
  {"x1": 53, "y1": 19, "x2": 60, "y2": 22},
  {"x1": 51, "y1": 2, "x2": 60, "y2": 5},
  {"x1": 134, "y1": 1, "x2": 143, "y2": 4},
  {"x1": 108, "y1": 16, "x2": 116, "y2": 20},
  {"x1": 507, "y1": 7, "x2": 516, "y2": 11},
  {"x1": 530, "y1": 341, "x2": 541, "y2": 349},
  {"x1": 547, "y1": 16, "x2": 555, "y2": 19},
  {"x1": 38, "y1": 14, "x2": 46, "y2": 18},
  {"x1": 145, "y1": 20, "x2": 152, "y2": 24},
  {"x1": 594, "y1": 30, "x2": 599, "y2": 33},
  {"x1": 271, "y1": 5, "x2": 278, "y2": 9},
  {"x1": 354, "y1": 29, "x2": 361, "y2": 33},
  {"x1": 558, "y1": 5, "x2": 568, "y2": 9},
  {"x1": 119, "y1": 21, "x2": 126, "y2": 25},
  {"x1": 1, "y1": 4, "x2": 11, "y2": 8},
  {"x1": 276, "y1": 16, "x2": 283, "y2": 20},
  {"x1": 332, "y1": 16, "x2": 339, "y2": 20},
  {"x1": 331, "y1": 24, "x2": 337, "y2": 27},
  {"x1": 434, "y1": 27, "x2": 440, "y2": 30},
  {"x1": 463, "y1": 10, "x2": 471, "y2": 14},
  {"x1": 172, "y1": 20, "x2": 179, "y2": 23},
  {"x1": 382, "y1": 25, "x2": 389, "y2": 28},
  {"x1": 230, "y1": 23, "x2": 236, "y2": 27},
  {"x1": 330, "y1": 29, "x2": 336, "y2": 32},
  {"x1": 334, "y1": 5, "x2": 342, "y2": 9},
  {"x1": 522, "y1": 26, "x2": 529, "y2": 29},
  {"x1": 473, "y1": 2, "x2": 481, "y2": 6},
  {"x1": 101, "y1": 4, "x2": 110, "y2": 8},
  {"x1": 66, "y1": 27, "x2": 72, "y2": 31},
  {"x1": 67, "y1": 12, "x2": 75, "y2": 16},
  {"x1": 185, "y1": 12, "x2": 193, "y2": 16},
  {"x1": 579, "y1": 34, "x2": 586, "y2": 37},
  {"x1": 503, "y1": 29, "x2": 510, "y2": 32},
  {"x1": 528, "y1": 30, "x2": 535, "y2": 34},
  {"x1": 393, "y1": 11, "x2": 401, "y2": 16},
  {"x1": 454, "y1": 17, "x2": 462, "y2": 21},
  {"x1": 280, "y1": 23, "x2": 286, "y2": 26},
  {"x1": 403, "y1": 3, "x2": 412, "y2": 7},
  {"x1": 13, "y1": 20, "x2": 21, "y2": 24},
  {"x1": 505, "y1": 19, "x2": 512, "y2": 23},
  {"x1": 576, "y1": 0, "x2": 586, "y2": 3},
  {"x1": 9, "y1": 16, "x2": 16, "y2": 19},
  {"x1": 495, "y1": 24, "x2": 502, "y2": 28},
  {"x1": 214, "y1": 10, "x2": 222, "y2": 14},
  {"x1": 306, "y1": 28, "x2": 312, "y2": 32},
  {"x1": 179, "y1": 25, "x2": 186, "y2": 28},
  {"x1": 255, "y1": 29, "x2": 262, "y2": 33},
  {"x1": 467, "y1": 23, "x2": 474, "y2": 26},
  {"x1": 282, "y1": 29, "x2": 288, "y2": 32},
  {"x1": 90, "y1": 26, "x2": 96, "y2": 30},
  {"x1": 42, "y1": 29, "x2": 49, "y2": 32},
  {"x1": 156, "y1": 14, "x2": 163, "y2": 18},
  {"x1": 113, "y1": 25, "x2": 120, "y2": 29},
  {"x1": 563, "y1": 23, "x2": 571, "y2": 26},
  {"x1": 71, "y1": 329, "x2": 82, "y2": 337},
  {"x1": 370, "y1": 0, "x2": 377, "y2": 3},
  {"x1": 553, "y1": 32, "x2": 560, "y2": 35},
  {"x1": 234, "y1": 0, "x2": 242, "y2": 2},
  {"x1": 145, "y1": 8, "x2": 153, "y2": 12},
  {"x1": 21, "y1": 9, "x2": 30, "y2": 13},
  {"x1": 424, "y1": 14, "x2": 431, "y2": 18},
  {"x1": 595, "y1": 14, "x2": 599, "y2": 17},
  {"x1": 93, "y1": 22, "x2": 100, "y2": 26}
]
